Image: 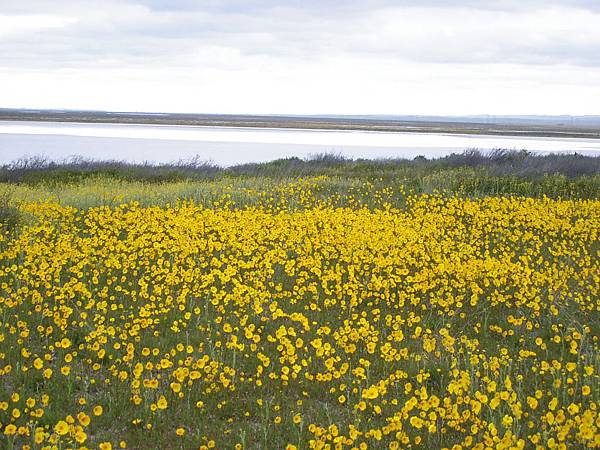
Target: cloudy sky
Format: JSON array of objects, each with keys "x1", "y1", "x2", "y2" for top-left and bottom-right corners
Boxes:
[{"x1": 1, "y1": 0, "x2": 599, "y2": 115}]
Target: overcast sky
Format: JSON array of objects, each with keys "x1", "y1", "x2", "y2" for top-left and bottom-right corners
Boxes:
[{"x1": 1, "y1": 0, "x2": 599, "y2": 115}]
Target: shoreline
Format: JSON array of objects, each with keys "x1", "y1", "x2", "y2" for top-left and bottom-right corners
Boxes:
[{"x1": 1, "y1": 111, "x2": 599, "y2": 140}]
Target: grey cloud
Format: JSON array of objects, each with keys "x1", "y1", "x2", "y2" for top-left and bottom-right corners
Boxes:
[
  {"x1": 5, "y1": 0, "x2": 600, "y2": 14},
  {"x1": 1, "y1": 0, "x2": 599, "y2": 72},
  {"x1": 123, "y1": 0, "x2": 600, "y2": 14}
]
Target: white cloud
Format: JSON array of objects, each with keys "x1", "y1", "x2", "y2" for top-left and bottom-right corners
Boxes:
[
  {"x1": 347, "y1": 6, "x2": 600, "y2": 66},
  {"x1": 0, "y1": 14, "x2": 77, "y2": 37},
  {"x1": 0, "y1": 1, "x2": 598, "y2": 114}
]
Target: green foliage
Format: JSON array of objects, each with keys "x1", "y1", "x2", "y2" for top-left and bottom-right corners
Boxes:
[
  {"x1": 1, "y1": 151, "x2": 600, "y2": 217},
  {"x1": 0, "y1": 191, "x2": 21, "y2": 236},
  {"x1": 2, "y1": 150, "x2": 600, "y2": 185}
]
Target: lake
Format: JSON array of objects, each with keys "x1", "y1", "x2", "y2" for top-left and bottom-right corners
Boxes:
[{"x1": 1, "y1": 120, "x2": 599, "y2": 166}]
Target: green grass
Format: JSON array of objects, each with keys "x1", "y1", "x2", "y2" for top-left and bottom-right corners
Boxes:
[
  {"x1": 1, "y1": 169, "x2": 599, "y2": 215},
  {"x1": 0, "y1": 191, "x2": 22, "y2": 236},
  {"x1": 2, "y1": 151, "x2": 600, "y2": 205}
]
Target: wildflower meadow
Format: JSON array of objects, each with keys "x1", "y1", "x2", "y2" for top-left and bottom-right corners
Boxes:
[{"x1": 0, "y1": 175, "x2": 598, "y2": 449}]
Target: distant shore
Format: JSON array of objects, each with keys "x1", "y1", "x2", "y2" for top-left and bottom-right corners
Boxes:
[{"x1": 1, "y1": 110, "x2": 600, "y2": 139}]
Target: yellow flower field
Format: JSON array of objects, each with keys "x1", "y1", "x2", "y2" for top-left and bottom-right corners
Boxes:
[{"x1": 0, "y1": 188, "x2": 599, "y2": 449}]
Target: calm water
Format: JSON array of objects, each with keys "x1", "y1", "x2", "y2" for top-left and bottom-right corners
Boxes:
[{"x1": 1, "y1": 120, "x2": 599, "y2": 166}]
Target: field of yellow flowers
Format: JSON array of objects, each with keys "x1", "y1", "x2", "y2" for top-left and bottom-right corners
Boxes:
[{"x1": 0, "y1": 179, "x2": 599, "y2": 449}]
